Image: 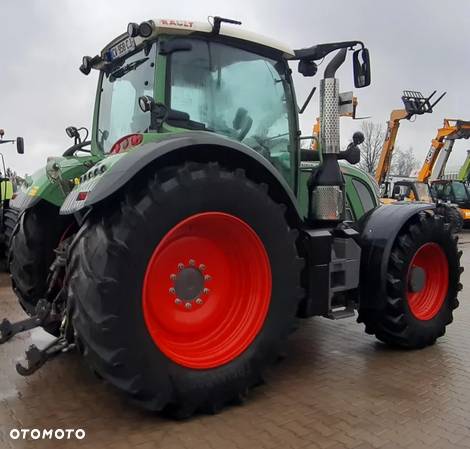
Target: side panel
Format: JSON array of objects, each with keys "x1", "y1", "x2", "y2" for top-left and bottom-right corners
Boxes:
[
  {"x1": 10, "y1": 156, "x2": 100, "y2": 211},
  {"x1": 357, "y1": 202, "x2": 435, "y2": 310},
  {"x1": 60, "y1": 132, "x2": 302, "y2": 220}
]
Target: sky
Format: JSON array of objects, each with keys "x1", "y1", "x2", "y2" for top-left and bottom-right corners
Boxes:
[{"x1": 1, "y1": 0, "x2": 470, "y2": 176}]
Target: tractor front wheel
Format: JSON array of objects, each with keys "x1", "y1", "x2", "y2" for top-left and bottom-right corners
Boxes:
[
  {"x1": 359, "y1": 211, "x2": 462, "y2": 348},
  {"x1": 68, "y1": 162, "x2": 303, "y2": 416}
]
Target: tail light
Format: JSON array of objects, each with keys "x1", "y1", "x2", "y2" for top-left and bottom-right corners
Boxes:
[{"x1": 110, "y1": 134, "x2": 143, "y2": 154}]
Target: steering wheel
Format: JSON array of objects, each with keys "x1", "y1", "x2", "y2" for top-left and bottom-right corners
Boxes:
[{"x1": 233, "y1": 108, "x2": 253, "y2": 141}]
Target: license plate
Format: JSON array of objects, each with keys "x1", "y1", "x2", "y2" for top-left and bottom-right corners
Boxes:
[{"x1": 109, "y1": 37, "x2": 136, "y2": 60}]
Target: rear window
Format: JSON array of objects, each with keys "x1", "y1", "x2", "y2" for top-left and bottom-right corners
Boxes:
[{"x1": 352, "y1": 179, "x2": 376, "y2": 213}]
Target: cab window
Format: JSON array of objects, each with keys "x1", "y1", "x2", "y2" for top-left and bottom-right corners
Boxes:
[
  {"x1": 169, "y1": 38, "x2": 295, "y2": 185},
  {"x1": 352, "y1": 179, "x2": 376, "y2": 213}
]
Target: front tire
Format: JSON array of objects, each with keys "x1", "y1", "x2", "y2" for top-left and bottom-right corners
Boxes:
[
  {"x1": 68, "y1": 162, "x2": 303, "y2": 416},
  {"x1": 359, "y1": 211, "x2": 462, "y2": 348}
]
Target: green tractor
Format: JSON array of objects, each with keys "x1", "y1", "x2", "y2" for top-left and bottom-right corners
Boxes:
[
  {"x1": 2, "y1": 17, "x2": 461, "y2": 417},
  {"x1": 0, "y1": 129, "x2": 24, "y2": 263}
]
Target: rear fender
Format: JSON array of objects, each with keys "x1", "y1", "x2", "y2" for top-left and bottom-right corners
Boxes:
[
  {"x1": 59, "y1": 132, "x2": 303, "y2": 225},
  {"x1": 358, "y1": 202, "x2": 435, "y2": 310}
]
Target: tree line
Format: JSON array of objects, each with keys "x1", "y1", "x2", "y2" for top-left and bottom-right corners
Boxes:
[{"x1": 357, "y1": 121, "x2": 418, "y2": 177}]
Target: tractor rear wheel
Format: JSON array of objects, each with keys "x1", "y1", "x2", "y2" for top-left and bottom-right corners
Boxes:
[
  {"x1": 358, "y1": 211, "x2": 462, "y2": 348},
  {"x1": 9, "y1": 202, "x2": 72, "y2": 315},
  {"x1": 67, "y1": 162, "x2": 303, "y2": 416}
]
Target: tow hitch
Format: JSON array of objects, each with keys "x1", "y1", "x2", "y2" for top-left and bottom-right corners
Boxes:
[
  {"x1": 0, "y1": 299, "x2": 53, "y2": 344},
  {"x1": 16, "y1": 336, "x2": 75, "y2": 376}
]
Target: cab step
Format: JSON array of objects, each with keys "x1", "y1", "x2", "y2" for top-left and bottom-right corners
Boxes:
[{"x1": 326, "y1": 307, "x2": 355, "y2": 320}]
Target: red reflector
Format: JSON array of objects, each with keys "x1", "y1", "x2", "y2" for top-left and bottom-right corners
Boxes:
[
  {"x1": 77, "y1": 191, "x2": 88, "y2": 201},
  {"x1": 130, "y1": 134, "x2": 143, "y2": 146},
  {"x1": 110, "y1": 134, "x2": 143, "y2": 154}
]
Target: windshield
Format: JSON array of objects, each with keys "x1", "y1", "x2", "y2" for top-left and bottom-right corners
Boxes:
[
  {"x1": 452, "y1": 181, "x2": 470, "y2": 202},
  {"x1": 414, "y1": 182, "x2": 433, "y2": 202},
  {"x1": 96, "y1": 44, "x2": 156, "y2": 153},
  {"x1": 169, "y1": 39, "x2": 295, "y2": 184}
]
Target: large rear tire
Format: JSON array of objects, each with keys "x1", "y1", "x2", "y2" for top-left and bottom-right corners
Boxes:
[
  {"x1": 67, "y1": 162, "x2": 303, "y2": 417},
  {"x1": 358, "y1": 211, "x2": 462, "y2": 348},
  {"x1": 9, "y1": 202, "x2": 72, "y2": 314}
]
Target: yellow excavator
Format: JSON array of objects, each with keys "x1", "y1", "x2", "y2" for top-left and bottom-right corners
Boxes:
[
  {"x1": 419, "y1": 119, "x2": 470, "y2": 225},
  {"x1": 373, "y1": 91, "x2": 466, "y2": 231},
  {"x1": 375, "y1": 90, "x2": 445, "y2": 200}
]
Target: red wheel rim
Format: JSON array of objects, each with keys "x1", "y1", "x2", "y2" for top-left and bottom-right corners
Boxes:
[
  {"x1": 407, "y1": 242, "x2": 449, "y2": 320},
  {"x1": 142, "y1": 212, "x2": 272, "y2": 369}
]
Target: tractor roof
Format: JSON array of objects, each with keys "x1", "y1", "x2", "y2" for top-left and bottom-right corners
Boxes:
[{"x1": 101, "y1": 18, "x2": 295, "y2": 59}]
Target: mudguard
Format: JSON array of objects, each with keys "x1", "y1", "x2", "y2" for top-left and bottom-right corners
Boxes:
[
  {"x1": 60, "y1": 131, "x2": 302, "y2": 220},
  {"x1": 357, "y1": 202, "x2": 435, "y2": 310}
]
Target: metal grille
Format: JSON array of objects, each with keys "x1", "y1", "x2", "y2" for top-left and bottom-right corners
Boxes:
[
  {"x1": 320, "y1": 78, "x2": 340, "y2": 154},
  {"x1": 311, "y1": 186, "x2": 343, "y2": 220}
]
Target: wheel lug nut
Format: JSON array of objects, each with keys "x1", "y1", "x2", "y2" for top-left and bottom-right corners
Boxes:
[
  {"x1": 203, "y1": 288, "x2": 210, "y2": 295},
  {"x1": 184, "y1": 302, "x2": 192, "y2": 309},
  {"x1": 170, "y1": 274, "x2": 176, "y2": 281},
  {"x1": 189, "y1": 259, "x2": 195, "y2": 266},
  {"x1": 169, "y1": 287, "x2": 175, "y2": 294},
  {"x1": 204, "y1": 275, "x2": 211, "y2": 281},
  {"x1": 178, "y1": 263, "x2": 184, "y2": 270},
  {"x1": 195, "y1": 298, "x2": 203, "y2": 305},
  {"x1": 175, "y1": 298, "x2": 182, "y2": 305}
]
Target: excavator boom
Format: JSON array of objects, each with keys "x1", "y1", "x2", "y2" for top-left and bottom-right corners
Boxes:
[
  {"x1": 417, "y1": 119, "x2": 470, "y2": 182},
  {"x1": 375, "y1": 90, "x2": 445, "y2": 195}
]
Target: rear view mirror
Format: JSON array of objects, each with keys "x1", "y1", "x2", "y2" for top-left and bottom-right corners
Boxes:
[
  {"x1": 353, "y1": 48, "x2": 371, "y2": 88},
  {"x1": 16, "y1": 137, "x2": 24, "y2": 154}
]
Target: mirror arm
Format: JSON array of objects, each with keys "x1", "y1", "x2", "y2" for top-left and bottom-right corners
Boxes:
[{"x1": 324, "y1": 48, "x2": 347, "y2": 79}]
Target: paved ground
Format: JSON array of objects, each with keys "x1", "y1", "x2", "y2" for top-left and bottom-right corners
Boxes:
[{"x1": 1, "y1": 234, "x2": 470, "y2": 449}]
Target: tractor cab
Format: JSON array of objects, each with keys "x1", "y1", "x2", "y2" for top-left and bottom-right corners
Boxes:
[
  {"x1": 83, "y1": 19, "x2": 299, "y2": 186},
  {"x1": 72, "y1": 18, "x2": 371, "y2": 218},
  {"x1": 391, "y1": 180, "x2": 434, "y2": 203},
  {"x1": 431, "y1": 179, "x2": 470, "y2": 221},
  {"x1": 431, "y1": 179, "x2": 470, "y2": 206}
]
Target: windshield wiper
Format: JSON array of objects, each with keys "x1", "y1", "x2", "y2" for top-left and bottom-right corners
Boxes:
[{"x1": 109, "y1": 57, "x2": 149, "y2": 81}]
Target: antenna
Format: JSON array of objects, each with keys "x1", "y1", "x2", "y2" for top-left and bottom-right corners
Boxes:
[{"x1": 211, "y1": 16, "x2": 242, "y2": 35}]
